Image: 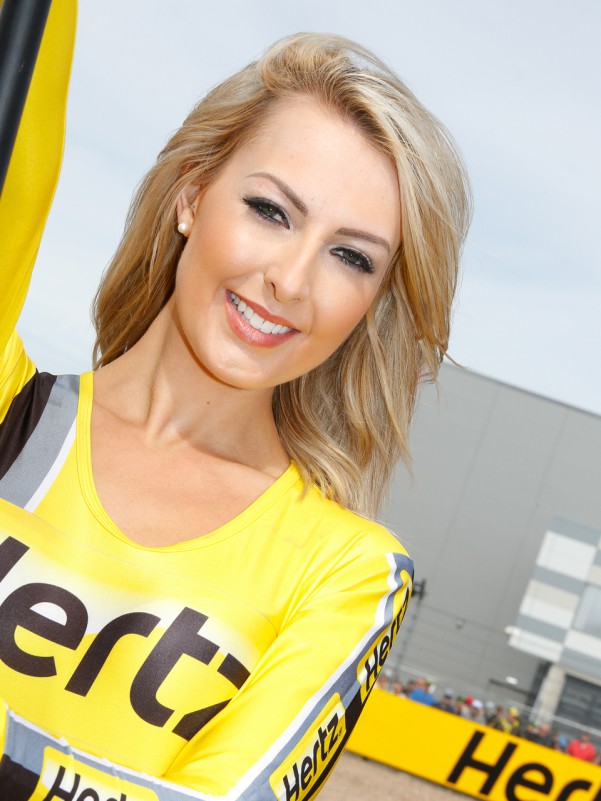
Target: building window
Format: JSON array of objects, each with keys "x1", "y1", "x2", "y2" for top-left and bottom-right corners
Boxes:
[
  {"x1": 556, "y1": 675, "x2": 601, "y2": 730},
  {"x1": 573, "y1": 586, "x2": 601, "y2": 638}
]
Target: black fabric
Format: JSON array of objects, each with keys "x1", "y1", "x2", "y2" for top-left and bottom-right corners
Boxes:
[
  {"x1": 0, "y1": 371, "x2": 56, "y2": 480},
  {"x1": 0, "y1": 754, "x2": 40, "y2": 800}
]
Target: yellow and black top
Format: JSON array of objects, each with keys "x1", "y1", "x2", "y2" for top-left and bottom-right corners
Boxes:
[{"x1": 0, "y1": 2, "x2": 413, "y2": 799}]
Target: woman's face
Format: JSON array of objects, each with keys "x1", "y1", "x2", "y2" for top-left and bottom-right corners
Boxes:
[{"x1": 173, "y1": 95, "x2": 401, "y2": 390}]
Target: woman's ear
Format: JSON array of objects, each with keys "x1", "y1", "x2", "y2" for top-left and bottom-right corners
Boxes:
[{"x1": 176, "y1": 184, "x2": 200, "y2": 237}]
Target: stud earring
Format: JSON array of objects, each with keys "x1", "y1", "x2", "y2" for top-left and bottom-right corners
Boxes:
[{"x1": 177, "y1": 222, "x2": 189, "y2": 235}]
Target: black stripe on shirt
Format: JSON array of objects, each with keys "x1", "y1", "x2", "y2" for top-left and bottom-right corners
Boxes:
[
  {"x1": 0, "y1": 371, "x2": 56, "y2": 480},
  {"x1": 0, "y1": 755, "x2": 39, "y2": 801}
]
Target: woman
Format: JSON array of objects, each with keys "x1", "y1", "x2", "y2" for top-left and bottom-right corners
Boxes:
[{"x1": 0, "y1": 3, "x2": 470, "y2": 798}]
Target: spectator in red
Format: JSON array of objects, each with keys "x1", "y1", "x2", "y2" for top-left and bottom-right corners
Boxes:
[
  {"x1": 458, "y1": 696, "x2": 472, "y2": 719},
  {"x1": 567, "y1": 733, "x2": 597, "y2": 762}
]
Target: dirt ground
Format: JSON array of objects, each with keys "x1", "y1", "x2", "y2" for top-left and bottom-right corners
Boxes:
[{"x1": 319, "y1": 751, "x2": 465, "y2": 801}]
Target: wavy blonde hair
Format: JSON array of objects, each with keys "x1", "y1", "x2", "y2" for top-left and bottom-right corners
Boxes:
[{"x1": 93, "y1": 33, "x2": 471, "y2": 518}]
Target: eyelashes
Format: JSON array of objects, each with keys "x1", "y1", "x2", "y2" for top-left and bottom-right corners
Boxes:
[
  {"x1": 330, "y1": 247, "x2": 374, "y2": 274},
  {"x1": 242, "y1": 196, "x2": 374, "y2": 274},
  {"x1": 243, "y1": 196, "x2": 289, "y2": 227}
]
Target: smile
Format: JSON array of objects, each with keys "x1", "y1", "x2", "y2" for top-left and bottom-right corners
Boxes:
[{"x1": 229, "y1": 292, "x2": 294, "y2": 334}]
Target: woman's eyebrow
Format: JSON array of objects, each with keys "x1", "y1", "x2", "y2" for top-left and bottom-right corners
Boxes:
[
  {"x1": 336, "y1": 227, "x2": 391, "y2": 254},
  {"x1": 248, "y1": 171, "x2": 391, "y2": 254},
  {"x1": 248, "y1": 172, "x2": 308, "y2": 215}
]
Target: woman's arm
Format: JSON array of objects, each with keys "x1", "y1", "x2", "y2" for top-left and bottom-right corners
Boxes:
[
  {"x1": 0, "y1": 548, "x2": 412, "y2": 800},
  {"x1": 0, "y1": 0, "x2": 76, "y2": 352},
  {"x1": 0, "y1": 0, "x2": 76, "y2": 425}
]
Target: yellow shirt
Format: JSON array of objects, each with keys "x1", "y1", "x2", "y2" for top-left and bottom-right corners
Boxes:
[
  {"x1": 0, "y1": 3, "x2": 412, "y2": 797},
  {"x1": 0, "y1": 345, "x2": 412, "y2": 798},
  {"x1": 0, "y1": 364, "x2": 411, "y2": 799}
]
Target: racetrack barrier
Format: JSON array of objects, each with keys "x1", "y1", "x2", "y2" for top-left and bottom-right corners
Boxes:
[{"x1": 348, "y1": 690, "x2": 601, "y2": 800}]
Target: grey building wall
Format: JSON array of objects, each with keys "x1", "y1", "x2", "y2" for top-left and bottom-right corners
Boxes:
[{"x1": 381, "y1": 364, "x2": 601, "y2": 705}]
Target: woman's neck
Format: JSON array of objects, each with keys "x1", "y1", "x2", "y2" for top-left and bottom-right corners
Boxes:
[{"x1": 92, "y1": 302, "x2": 289, "y2": 478}]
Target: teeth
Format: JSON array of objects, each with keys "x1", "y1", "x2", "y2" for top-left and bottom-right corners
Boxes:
[{"x1": 229, "y1": 292, "x2": 292, "y2": 334}]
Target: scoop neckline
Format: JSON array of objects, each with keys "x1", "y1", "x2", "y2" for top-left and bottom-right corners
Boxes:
[{"x1": 76, "y1": 372, "x2": 300, "y2": 552}]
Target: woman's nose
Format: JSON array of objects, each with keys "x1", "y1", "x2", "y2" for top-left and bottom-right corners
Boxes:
[{"x1": 263, "y1": 243, "x2": 315, "y2": 303}]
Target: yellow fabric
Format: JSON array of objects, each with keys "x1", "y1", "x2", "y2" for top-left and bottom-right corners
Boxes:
[
  {"x1": 0, "y1": 369, "x2": 412, "y2": 795},
  {"x1": 0, "y1": 2, "x2": 413, "y2": 796},
  {"x1": 0, "y1": 0, "x2": 76, "y2": 366},
  {"x1": 0, "y1": 0, "x2": 73, "y2": 766},
  {"x1": 0, "y1": 344, "x2": 412, "y2": 798}
]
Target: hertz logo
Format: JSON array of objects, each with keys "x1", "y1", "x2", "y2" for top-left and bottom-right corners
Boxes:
[
  {"x1": 358, "y1": 583, "x2": 409, "y2": 702},
  {"x1": 0, "y1": 536, "x2": 250, "y2": 740},
  {"x1": 447, "y1": 730, "x2": 601, "y2": 801},
  {"x1": 29, "y1": 747, "x2": 158, "y2": 800},
  {"x1": 270, "y1": 695, "x2": 346, "y2": 801}
]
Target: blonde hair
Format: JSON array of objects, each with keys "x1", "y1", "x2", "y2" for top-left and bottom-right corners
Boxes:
[{"x1": 93, "y1": 33, "x2": 471, "y2": 518}]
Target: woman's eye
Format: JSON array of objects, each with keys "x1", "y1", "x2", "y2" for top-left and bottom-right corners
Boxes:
[
  {"x1": 331, "y1": 247, "x2": 374, "y2": 274},
  {"x1": 243, "y1": 197, "x2": 289, "y2": 228}
]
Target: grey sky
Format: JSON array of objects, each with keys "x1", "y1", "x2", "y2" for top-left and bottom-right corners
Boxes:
[{"x1": 18, "y1": 0, "x2": 601, "y2": 415}]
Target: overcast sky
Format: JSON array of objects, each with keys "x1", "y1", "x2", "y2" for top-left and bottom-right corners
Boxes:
[{"x1": 17, "y1": 0, "x2": 601, "y2": 416}]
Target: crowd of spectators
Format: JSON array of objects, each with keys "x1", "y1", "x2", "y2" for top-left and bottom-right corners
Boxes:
[{"x1": 375, "y1": 674, "x2": 600, "y2": 765}]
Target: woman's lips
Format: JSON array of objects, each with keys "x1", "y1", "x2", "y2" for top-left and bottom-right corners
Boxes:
[{"x1": 225, "y1": 291, "x2": 298, "y2": 347}]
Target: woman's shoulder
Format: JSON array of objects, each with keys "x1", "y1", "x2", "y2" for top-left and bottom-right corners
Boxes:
[{"x1": 284, "y1": 468, "x2": 411, "y2": 562}]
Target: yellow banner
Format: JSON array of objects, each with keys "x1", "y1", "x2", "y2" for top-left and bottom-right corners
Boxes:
[{"x1": 348, "y1": 690, "x2": 601, "y2": 800}]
